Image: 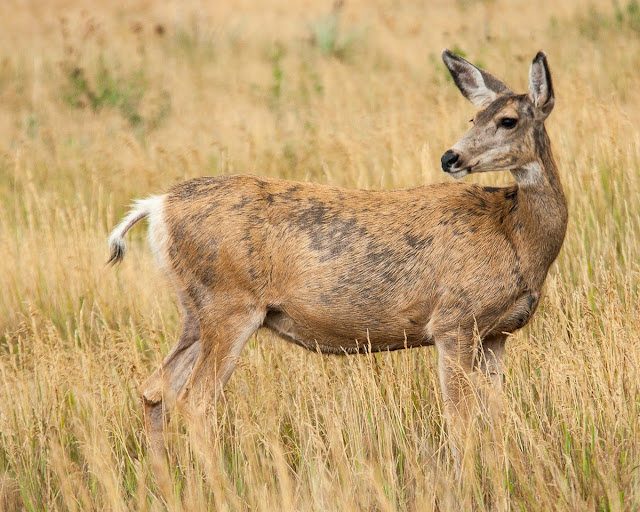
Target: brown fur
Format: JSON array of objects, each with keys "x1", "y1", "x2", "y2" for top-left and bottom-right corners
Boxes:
[{"x1": 110, "y1": 50, "x2": 568, "y2": 456}]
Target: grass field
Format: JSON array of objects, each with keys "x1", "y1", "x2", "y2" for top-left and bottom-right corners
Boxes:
[{"x1": 1, "y1": 0, "x2": 640, "y2": 510}]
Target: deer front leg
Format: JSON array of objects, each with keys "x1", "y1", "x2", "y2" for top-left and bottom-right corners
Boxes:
[
  {"x1": 474, "y1": 333, "x2": 507, "y2": 424},
  {"x1": 476, "y1": 334, "x2": 506, "y2": 389},
  {"x1": 435, "y1": 333, "x2": 478, "y2": 472},
  {"x1": 436, "y1": 332, "x2": 507, "y2": 419},
  {"x1": 436, "y1": 331, "x2": 508, "y2": 473},
  {"x1": 436, "y1": 334, "x2": 477, "y2": 426}
]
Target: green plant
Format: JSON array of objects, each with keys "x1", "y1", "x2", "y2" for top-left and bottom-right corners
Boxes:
[
  {"x1": 616, "y1": 0, "x2": 640, "y2": 32},
  {"x1": 577, "y1": 1, "x2": 640, "y2": 38},
  {"x1": 309, "y1": 1, "x2": 362, "y2": 60},
  {"x1": 61, "y1": 59, "x2": 171, "y2": 135},
  {"x1": 269, "y1": 42, "x2": 286, "y2": 106}
]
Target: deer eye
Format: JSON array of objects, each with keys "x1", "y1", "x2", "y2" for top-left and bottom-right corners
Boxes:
[{"x1": 500, "y1": 118, "x2": 518, "y2": 129}]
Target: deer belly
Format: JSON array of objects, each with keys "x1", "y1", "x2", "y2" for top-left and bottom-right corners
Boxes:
[{"x1": 262, "y1": 308, "x2": 433, "y2": 354}]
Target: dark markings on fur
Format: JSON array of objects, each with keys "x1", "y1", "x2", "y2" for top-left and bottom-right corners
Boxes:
[
  {"x1": 310, "y1": 218, "x2": 366, "y2": 260},
  {"x1": 186, "y1": 283, "x2": 207, "y2": 310},
  {"x1": 532, "y1": 126, "x2": 560, "y2": 190},
  {"x1": 366, "y1": 246, "x2": 394, "y2": 266},
  {"x1": 232, "y1": 196, "x2": 252, "y2": 210},
  {"x1": 169, "y1": 176, "x2": 231, "y2": 201},
  {"x1": 506, "y1": 189, "x2": 518, "y2": 214},
  {"x1": 404, "y1": 234, "x2": 434, "y2": 250}
]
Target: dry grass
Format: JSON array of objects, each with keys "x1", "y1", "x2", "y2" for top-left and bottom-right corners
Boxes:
[{"x1": 1, "y1": 0, "x2": 639, "y2": 510}]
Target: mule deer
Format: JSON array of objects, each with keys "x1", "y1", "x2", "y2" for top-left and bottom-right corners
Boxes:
[{"x1": 109, "y1": 50, "x2": 567, "y2": 453}]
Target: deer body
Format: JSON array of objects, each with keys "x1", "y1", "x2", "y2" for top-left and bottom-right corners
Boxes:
[
  {"x1": 109, "y1": 50, "x2": 567, "y2": 454},
  {"x1": 159, "y1": 175, "x2": 548, "y2": 351}
]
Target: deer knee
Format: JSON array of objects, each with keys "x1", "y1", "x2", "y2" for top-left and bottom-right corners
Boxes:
[{"x1": 141, "y1": 370, "x2": 164, "y2": 405}]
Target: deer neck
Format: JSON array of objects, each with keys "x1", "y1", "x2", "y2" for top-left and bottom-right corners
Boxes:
[{"x1": 507, "y1": 127, "x2": 568, "y2": 288}]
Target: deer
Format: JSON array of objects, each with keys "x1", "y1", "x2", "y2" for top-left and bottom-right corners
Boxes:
[{"x1": 108, "y1": 50, "x2": 567, "y2": 457}]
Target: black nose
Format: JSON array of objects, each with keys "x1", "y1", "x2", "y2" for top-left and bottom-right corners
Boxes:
[{"x1": 441, "y1": 150, "x2": 459, "y2": 171}]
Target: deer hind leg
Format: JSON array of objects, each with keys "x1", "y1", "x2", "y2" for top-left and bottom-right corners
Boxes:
[
  {"x1": 177, "y1": 302, "x2": 265, "y2": 426},
  {"x1": 141, "y1": 296, "x2": 201, "y2": 455}
]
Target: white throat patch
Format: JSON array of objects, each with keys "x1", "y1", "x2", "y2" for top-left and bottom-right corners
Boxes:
[{"x1": 512, "y1": 162, "x2": 544, "y2": 186}]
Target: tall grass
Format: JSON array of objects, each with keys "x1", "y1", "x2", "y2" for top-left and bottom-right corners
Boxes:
[{"x1": 1, "y1": 0, "x2": 639, "y2": 509}]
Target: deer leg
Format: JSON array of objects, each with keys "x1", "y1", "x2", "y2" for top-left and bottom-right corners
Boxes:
[
  {"x1": 177, "y1": 305, "x2": 265, "y2": 425},
  {"x1": 476, "y1": 334, "x2": 506, "y2": 389},
  {"x1": 436, "y1": 334, "x2": 477, "y2": 426},
  {"x1": 437, "y1": 332, "x2": 508, "y2": 474},
  {"x1": 474, "y1": 333, "x2": 507, "y2": 427},
  {"x1": 142, "y1": 303, "x2": 201, "y2": 455},
  {"x1": 435, "y1": 333, "x2": 478, "y2": 473}
]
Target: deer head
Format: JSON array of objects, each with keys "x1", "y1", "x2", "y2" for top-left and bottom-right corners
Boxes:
[{"x1": 440, "y1": 50, "x2": 555, "y2": 185}]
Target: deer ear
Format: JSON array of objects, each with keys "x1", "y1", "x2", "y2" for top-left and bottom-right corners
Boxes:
[
  {"x1": 529, "y1": 51, "x2": 554, "y2": 118},
  {"x1": 442, "y1": 49, "x2": 513, "y2": 108}
]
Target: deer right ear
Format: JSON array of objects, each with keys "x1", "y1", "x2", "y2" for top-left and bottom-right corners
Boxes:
[
  {"x1": 442, "y1": 49, "x2": 513, "y2": 108},
  {"x1": 529, "y1": 51, "x2": 554, "y2": 119}
]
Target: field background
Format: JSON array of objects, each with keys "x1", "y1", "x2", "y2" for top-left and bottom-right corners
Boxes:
[{"x1": 1, "y1": 0, "x2": 639, "y2": 510}]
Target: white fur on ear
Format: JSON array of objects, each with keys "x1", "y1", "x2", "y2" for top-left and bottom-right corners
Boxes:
[
  {"x1": 463, "y1": 67, "x2": 499, "y2": 108},
  {"x1": 442, "y1": 50, "x2": 495, "y2": 108},
  {"x1": 442, "y1": 49, "x2": 513, "y2": 108},
  {"x1": 529, "y1": 51, "x2": 554, "y2": 116}
]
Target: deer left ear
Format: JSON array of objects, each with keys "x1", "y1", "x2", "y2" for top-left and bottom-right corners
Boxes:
[
  {"x1": 529, "y1": 51, "x2": 554, "y2": 118},
  {"x1": 442, "y1": 49, "x2": 513, "y2": 108}
]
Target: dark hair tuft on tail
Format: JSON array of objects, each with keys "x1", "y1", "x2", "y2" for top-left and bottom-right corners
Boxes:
[{"x1": 107, "y1": 238, "x2": 126, "y2": 266}]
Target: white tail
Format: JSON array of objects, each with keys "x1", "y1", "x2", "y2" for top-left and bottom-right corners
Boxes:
[{"x1": 107, "y1": 196, "x2": 163, "y2": 265}]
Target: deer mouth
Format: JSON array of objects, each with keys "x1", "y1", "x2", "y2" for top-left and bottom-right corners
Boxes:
[
  {"x1": 445, "y1": 159, "x2": 479, "y2": 178},
  {"x1": 447, "y1": 168, "x2": 470, "y2": 179}
]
